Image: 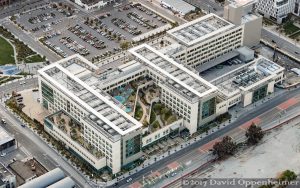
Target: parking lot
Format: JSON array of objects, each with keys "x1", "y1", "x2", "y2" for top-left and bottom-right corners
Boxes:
[
  {"x1": 14, "y1": 4, "x2": 75, "y2": 37},
  {"x1": 25, "y1": 2, "x2": 170, "y2": 61}
]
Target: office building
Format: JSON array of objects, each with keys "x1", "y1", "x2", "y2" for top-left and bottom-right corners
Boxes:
[{"x1": 255, "y1": 0, "x2": 300, "y2": 23}]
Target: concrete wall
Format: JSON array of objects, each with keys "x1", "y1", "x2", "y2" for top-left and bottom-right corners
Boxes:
[
  {"x1": 224, "y1": 4, "x2": 243, "y2": 25},
  {"x1": 242, "y1": 16, "x2": 262, "y2": 47}
]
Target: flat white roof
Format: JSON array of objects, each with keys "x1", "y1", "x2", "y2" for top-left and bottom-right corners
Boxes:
[
  {"x1": 161, "y1": 0, "x2": 195, "y2": 14},
  {"x1": 39, "y1": 55, "x2": 142, "y2": 136},
  {"x1": 167, "y1": 13, "x2": 235, "y2": 46},
  {"x1": 0, "y1": 126, "x2": 14, "y2": 146},
  {"x1": 129, "y1": 44, "x2": 217, "y2": 98}
]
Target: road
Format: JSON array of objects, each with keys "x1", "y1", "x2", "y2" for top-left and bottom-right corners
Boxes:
[
  {"x1": 0, "y1": 103, "x2": 92, "y2": 188},
  {"x1": 136, "y1": 0, "x2": 187, "y2": 25},
  {"x1": 0, "y1": 0, "x2": 49, "y2": 19},
  {"x1": 0, "y1": 77, "x2": 38, "y2": 99},
  {"x1": 184, "y1": 0, "x2": 223, "y2": 16},
  {"x1": 261, "y1": 28, "x2": 300, "y2": 60},
  {"x1": 113, "y1": 86, "x2": 300, "y2": 188}
]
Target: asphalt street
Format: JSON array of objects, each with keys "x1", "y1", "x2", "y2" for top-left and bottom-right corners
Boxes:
[
  {"x1": 0, "y1": 0, "x2": 49, "y2": 19},
  {"x1": 114, "y1": 86, "x2": 300, "y2": 188},
  {"x1": 261, "y1": 28, "x2": 300, "y2": 59},
  {"x1": 0, "y1": 103, "x2": 92, "y2": 188},
  {"x1": 0, "y1": 77, "x2": 38, "y2": 98},
  {"x1": 184, "y1": 0, "x2": 223, "y2": 16}
]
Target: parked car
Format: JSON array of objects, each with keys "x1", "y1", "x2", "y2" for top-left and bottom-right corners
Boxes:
[{"x1": 1, "y1": 119, "x2": 6, "y2": 124}]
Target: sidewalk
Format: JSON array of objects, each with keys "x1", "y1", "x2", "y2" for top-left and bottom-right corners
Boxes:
[{"x1": 107, "y1": 89, "x2": 290, "y2": 186}]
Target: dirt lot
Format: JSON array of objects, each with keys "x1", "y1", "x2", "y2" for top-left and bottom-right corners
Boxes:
[{"x1": 203, "y1": 121, "x2": 300, "y2": 179}]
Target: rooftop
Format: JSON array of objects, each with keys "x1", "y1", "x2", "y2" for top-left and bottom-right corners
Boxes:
[
  {"x1": 129, "y1": 44, "x2": 217, "y2": 100},
  {"x1": 167, "y1": 14, "x2": 235, "y2": 46},
  {"x1": 226, "y1": 0, "x2": 256, "y2": 7},
  {"x1": 0, "y1": 162, "x2": 14, "y2": 186},
  {"x1": 210, "y1": 57, "x2": 284, "y2": 97},
  {"x1": 8, "y1": 158, "x2": 48, "y2": 186},
  {"x1": 38, "y1": 54, "x2": 142, "y2": 136},
  {"x1": 0, "y1": 126, "x2": 14, "y2": 146},
  {"x1": 80, "y1": 0, "x2": 108, "y2": 6},
  {"x1": 161, "y1": 0, "x2": 195, "y2": 15}
]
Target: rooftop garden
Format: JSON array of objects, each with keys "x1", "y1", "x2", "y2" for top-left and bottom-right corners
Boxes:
[
  {"x1": 48, "y1": 111, "x2": 104, "y2": 159},
  {"x1": 148, "y1": 102, "x2": 178, "y2": 132}
]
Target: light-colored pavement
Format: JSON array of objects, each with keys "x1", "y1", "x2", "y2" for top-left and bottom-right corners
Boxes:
[{"x1": 0, "y1": 77, "x2": 38, "y2": 99}]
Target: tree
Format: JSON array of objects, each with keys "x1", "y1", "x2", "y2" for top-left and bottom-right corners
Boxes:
[
  {"x1": 213, "y1": 136, "x2": 237, "y2": 160},
  {"x1": 120, "y1": 41, "x2": 130, "y2": 50},
  {"x1": 246, "y1": 123, "x2": 264, "y2": 145},
  {"x1": 279, "y1": 170, "x2": 297, "y2": 182}
]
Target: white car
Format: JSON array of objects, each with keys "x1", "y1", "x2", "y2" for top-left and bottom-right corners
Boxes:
[
  {"x1": 1, "y1": 119, "x2": 6, "y2": 124},
  {"x1": 126, "y1": 178, "x2": 132, "y2": 183},
  {"x1": 0, "y1": 153, "x2": 6, "y2": 157}
]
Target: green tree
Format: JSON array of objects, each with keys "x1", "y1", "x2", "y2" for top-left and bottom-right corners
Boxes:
[
  {"x1": 120, "y1": 41, "x2": 130, "y2": 50},
  {"x1": 213, "y1": 136, "x2": 237, "y2": 160},
  {"x1": 279, "y1": 170, "x2": 297, "y2": 182},
  {"x1": 246, "y1": 123, "x2": 264, "y2": 145}
]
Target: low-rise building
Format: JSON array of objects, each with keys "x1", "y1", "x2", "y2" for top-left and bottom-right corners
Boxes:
[
  {"x1": 0, "y1": 162, "x2": 16, "y2": 188},
  {"x1": 19, "y1": 168, "x2": 75, "y2": 188},
  {"x1": 73, "y1": 0, "x2": 117, "y2": 11},
  {"x1": 160, "y1": 0, "x2": 196, "y2": 16},
  {"x1": 0, "y1": 126, "x2": 16, "y2": 154}
]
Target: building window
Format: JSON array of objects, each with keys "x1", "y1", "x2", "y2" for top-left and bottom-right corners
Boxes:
[
  {"x1": 201, "y1": 97, "x2": 216, "y2": 119},
  {"x1": 125, "y1": 135, "x2": 141, "y2": 158}
]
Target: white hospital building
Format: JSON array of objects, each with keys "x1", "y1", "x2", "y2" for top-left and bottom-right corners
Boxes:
[{"x1": 38, "y1": 7, "x2": 284, "y2": 174}]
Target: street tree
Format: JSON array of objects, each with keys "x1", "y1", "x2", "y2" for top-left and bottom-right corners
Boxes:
[
  {"x1": 213, "y1": 136, "x2": 237, "y2": 160},
  {"x1": 245, "y1": 123, "x2": 264, "y2": 145}
]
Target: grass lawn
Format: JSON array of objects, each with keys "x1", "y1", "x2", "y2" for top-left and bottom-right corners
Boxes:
[
  {"x1": 0, "y1": 36, "x2": 15, "y2": 65},
  {"x1": 24, "y1": 54, "x2": 45, "y2": 63},
  {"x1": 283, "y1": 21, "x2": 300, "y2": 35}
]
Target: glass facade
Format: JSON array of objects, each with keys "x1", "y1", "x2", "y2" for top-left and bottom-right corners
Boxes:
[
  {"x1": 252, "y1": 85, "x2": 267, "y2": 103},
  {"x1": 125, "y1": 135, "x2": 141, "y2": 158},
  {"x1": 44, "y1": 119, "x2": 53, "y2": 130},
  {"x1": 201, "y1": 97, "x2": 216, "y2": 119},
  {"x1": 41, "y1": 81, "x2": 54, "y2": 104}
]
